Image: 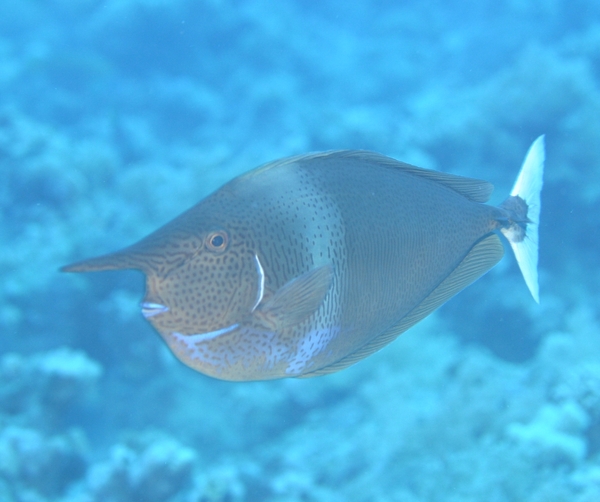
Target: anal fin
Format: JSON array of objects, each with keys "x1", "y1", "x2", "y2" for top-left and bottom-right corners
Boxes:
[{"x1": 300, "y1": 233, "x2": 504, "y2": 378}]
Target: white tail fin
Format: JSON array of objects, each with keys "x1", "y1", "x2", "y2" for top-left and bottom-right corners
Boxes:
[{"x1": 505, "y1": 135, "x2": 545, "y2": 303}]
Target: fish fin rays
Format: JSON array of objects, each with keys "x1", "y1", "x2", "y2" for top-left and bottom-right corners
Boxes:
[
  {"x1": 299, "y1": 234, "x2": 504, "y2": 378},
  {"x1": 243, "y1": 150, "x2": 494, "y2": 203},
  {"x1": 502, "y1": 135, "x2": 544, "y2": 303},
  {"x1": 324, "y1": 151, "x2": 495, "y2": 203},
  {"x1": 255, "y1": 264, "x2": 333, "y2": 330}
]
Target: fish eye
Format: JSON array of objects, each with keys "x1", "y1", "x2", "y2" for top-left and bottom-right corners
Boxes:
[{"x1": 206, "y1": 230, "x2": 228, "y2": 252}]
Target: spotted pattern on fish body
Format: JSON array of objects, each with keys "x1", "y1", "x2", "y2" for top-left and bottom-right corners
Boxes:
[{"x1": 62, "y1": 139, "x2": 544, "y2": 381}]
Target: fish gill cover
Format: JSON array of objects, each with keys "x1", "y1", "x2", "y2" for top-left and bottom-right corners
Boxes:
[{"x1": 1, "y1": 0, "x2": 600, "y2": 501}]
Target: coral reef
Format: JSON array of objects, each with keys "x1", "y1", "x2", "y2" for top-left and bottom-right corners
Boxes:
[{"x1": 81, "y1": 435, "x2": 196, "y2": 502}]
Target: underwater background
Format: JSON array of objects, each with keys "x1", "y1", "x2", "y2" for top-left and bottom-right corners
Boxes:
[{"x1": 1, "y1": 0, "x2": 600, "y2": 500}]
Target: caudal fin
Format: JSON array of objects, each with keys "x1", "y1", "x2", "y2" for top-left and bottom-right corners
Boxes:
[{"x1": 500, "y1": 135, "x2": 545, "y2": 303}]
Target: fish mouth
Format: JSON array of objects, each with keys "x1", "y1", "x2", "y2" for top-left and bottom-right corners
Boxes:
[
  {"x1": 172, "y1": 323, "x2": 240, "y2": 343},
  {"x1": 141, "y1": 302, "x2": 170, "y2": 318}
]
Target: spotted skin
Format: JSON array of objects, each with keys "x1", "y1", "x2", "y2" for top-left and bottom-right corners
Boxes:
[{"x1": 63, "y1": 150, "x2": 518, "y2": 381}]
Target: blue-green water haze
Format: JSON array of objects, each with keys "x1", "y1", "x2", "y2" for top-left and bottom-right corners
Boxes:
[{"x1": 1, "y1": 1, "x2": 600, "y2": 500}]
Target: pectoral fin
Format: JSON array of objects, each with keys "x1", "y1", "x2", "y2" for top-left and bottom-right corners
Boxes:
[{"x1": 255, "y1": 264, "x2": 333, "y2": 330}]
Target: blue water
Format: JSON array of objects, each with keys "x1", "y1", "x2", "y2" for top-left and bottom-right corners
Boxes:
[{"x1": 1, "y1": 1, "x2": 600, "y2": 500}]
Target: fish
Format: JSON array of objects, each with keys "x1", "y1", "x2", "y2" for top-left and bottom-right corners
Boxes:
[{"x1": 62, "y1": 136, "x2": 545, "y2": 381}]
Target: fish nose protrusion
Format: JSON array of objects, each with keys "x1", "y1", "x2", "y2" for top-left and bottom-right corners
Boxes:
[{"x1": 141, "y1": 302, "x2": 170, "y2": 318}]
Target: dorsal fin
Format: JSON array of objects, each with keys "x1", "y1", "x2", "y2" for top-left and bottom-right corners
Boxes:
[
  {"x1": 300, "y1": 233, "x2": 504, "y2": 378},
  {"x1": 239, "y1": 150, "x2": 493, "y2": 203},
  {"x1": 327, "y1": 150, "x2": 494, "y2": 203}
]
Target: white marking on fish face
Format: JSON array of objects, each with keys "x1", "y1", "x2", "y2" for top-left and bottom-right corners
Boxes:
[
  {"x1": 141, "y1": 302, "x2": 170, "y2": 318},
  {"x1": 251, "y1": 254, "x2": 265, "y2": 312},
  {"x1": 169, "y1": 325, "x2": 291, "y2": 376},
  {"x1": 169, "y1": 324, "x2": 240, "y2": 370},
  {"x1": 172, "y1": 323, "x2": 239, "y2": 345}
]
